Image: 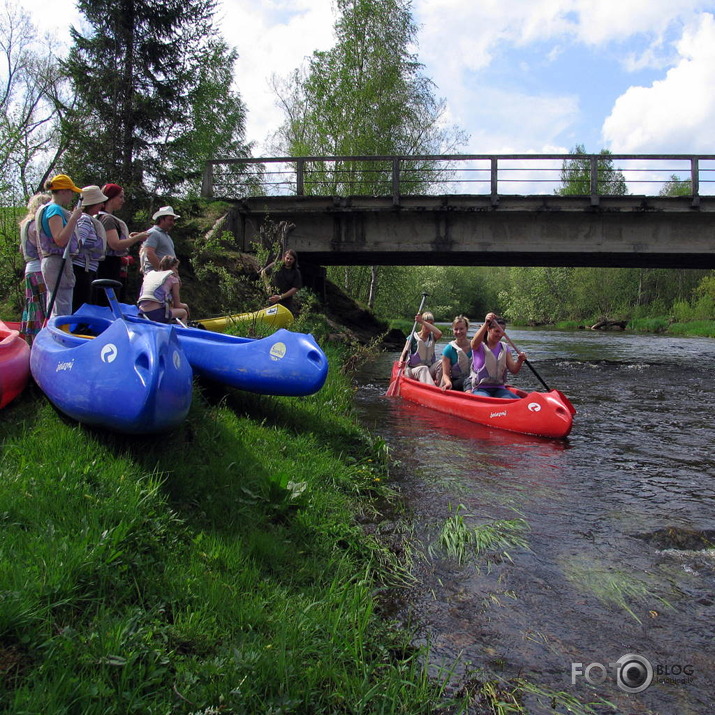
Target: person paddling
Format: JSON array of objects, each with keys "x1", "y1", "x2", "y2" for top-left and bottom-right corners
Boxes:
[
  {"x1": 437, "y1": 315, "x2": 472, "y2": 391},
  {"x1": 469, "y1": 312, "x2": 526, "y2": 398},
  {"x1": 403, "y1": 311, "x2": 443, "y2": 385}
]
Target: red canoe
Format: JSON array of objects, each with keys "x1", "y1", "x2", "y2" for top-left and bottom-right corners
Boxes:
[
  {"x1": 0, "y1": 320, "x2": 31, "y2": 409},
  {"x1": 387, "y1": 362, "x2": 575, "y2": 439}
]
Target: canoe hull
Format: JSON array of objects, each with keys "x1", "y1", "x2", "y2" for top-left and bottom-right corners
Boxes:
[
  {"x1": 389, "y1": 362, "x2": 574, "y2": 439},
  {"x1": 194, "y1": 304, "x2": 294, "y2": 332},
  {"x1": 75, "y1": 305, "x2": 329, "y2": 396},
  {"x1": 31, "y1": 315, "x2": 193, "y2": 433},
  {"x1": 0, "y1": 321, "x2": 31, "y2": 409}
]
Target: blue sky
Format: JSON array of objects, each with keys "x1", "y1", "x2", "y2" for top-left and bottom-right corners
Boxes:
[{"x1": 23, "y1": 0, "x2": 715, "y2": 159}]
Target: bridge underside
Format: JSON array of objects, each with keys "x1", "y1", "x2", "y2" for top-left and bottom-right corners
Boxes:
[{"x1": 230, "y1": 194, "x2": 715, "y2": 269}]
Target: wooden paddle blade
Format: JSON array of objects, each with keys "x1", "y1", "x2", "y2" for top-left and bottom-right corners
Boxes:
[{"x1": 385, "y1": 378, "x2": 400, "y2": 397}]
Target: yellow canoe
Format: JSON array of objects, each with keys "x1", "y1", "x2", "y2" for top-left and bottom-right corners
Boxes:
[{"x1": 194, "y1": 304, "x2": 294, "y2": 333}]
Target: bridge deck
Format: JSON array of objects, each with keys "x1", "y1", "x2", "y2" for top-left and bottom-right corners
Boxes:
[{"x1": 229, "y1": 193, "x2": 715, "y2": 269}]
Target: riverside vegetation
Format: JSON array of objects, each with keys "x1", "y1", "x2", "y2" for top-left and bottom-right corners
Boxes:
[
  {"x1": 0, "y1": 307, "x2": 454, "y2": 713},
  {"x1": 1, "y1": 306, "x2": 613, "y2": 714}
]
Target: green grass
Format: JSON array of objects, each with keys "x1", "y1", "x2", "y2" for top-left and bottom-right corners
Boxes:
[
  {"x1": 431, "y1": 505, "x2": 530, "y2": 569},
  {"x1": 627, "y1": 316, "x2": 671, "y2": 333},
  {"x1": 667, "y1": 319, "x2": 715, "y2": 337},
  {"x1": 0, "y1": 341, "x2": 454, "y2": 713}
]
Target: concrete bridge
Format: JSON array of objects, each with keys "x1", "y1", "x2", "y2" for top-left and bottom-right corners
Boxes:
[{"x1": 202, "y1": 154, "x2": 715, "y2": 270}]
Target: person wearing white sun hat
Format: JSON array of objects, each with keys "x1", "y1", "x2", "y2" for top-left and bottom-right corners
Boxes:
[
  {"x1": 141, "y1": 205, "x2": 180, "y2": 275},
  {"x1": 71, "y1": 185, "x2": 109, "y2": 311}
]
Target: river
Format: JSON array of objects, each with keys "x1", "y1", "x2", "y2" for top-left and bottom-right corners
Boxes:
[{"x1": 354, "y1": 328, "x2": 715, "y2": 715}]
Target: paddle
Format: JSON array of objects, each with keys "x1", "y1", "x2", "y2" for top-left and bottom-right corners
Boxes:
[
  {"x1": 45, "y1": 197, "x2": 83, "y2": 321},
  {"x1": 386, "y1": 291, "x2": 429, "y2": 397},
  {"x1": 500, "y1": 331, "x2": 551, "y2": 391},
  {"x1": 501, "y1": 329, "x2": 576, "y2": 415}
]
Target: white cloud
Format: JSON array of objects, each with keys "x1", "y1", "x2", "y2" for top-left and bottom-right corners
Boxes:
[
  {"x1": 602, "y1": 13, "x2": 715, "y2": 152},
  {"x1": 19, "y1": 0, "x2": 715, "y2": 159},
  {"x1": 223, "y1": 0, "x2": 335, "y2": 153}
]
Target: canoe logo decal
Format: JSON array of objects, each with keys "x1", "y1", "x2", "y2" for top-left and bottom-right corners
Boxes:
[
  {"x1": 269, "y1": 342, "x2": 287, "y2": 361},
  {"x1": 490, "y1": 410, "x2": 507, "y2": 418},
  {"x1": 56, "y1": 360, "x2": 74, "y2": 372},
  {"x1": 266, "y1": 307, "x2": 278, "y2": 315},
  {"x1": 527, "y1": 402, "x2": 541, "y2": 412},
  {"x1": 100, "y1": 343, "x2": 118, "y2": 364},
  {"x1": 173, "y1": 350, "x2": 182, "y2": 370}
]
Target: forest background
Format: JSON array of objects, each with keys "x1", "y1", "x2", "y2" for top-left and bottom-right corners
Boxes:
[{"x1": 0, "y1": 0, "x2": 713, "y2": 332}]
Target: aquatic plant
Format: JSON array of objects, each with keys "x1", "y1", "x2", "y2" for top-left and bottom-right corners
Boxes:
[
  {"x1": 563, "y1": 558, "x2": 671, "y2": 624},
  {"x1": 431, "y1": 505, "x2": 530, "y2": 567}
]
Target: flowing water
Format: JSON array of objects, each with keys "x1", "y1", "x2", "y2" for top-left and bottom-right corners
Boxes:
[{"x1": 354, "y1": 329, "x2": 715, "y2": 714}]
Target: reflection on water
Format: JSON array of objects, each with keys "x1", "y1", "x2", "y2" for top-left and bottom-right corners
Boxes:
[{"x1": 354, "y1": 330, "x2": 715, "y2": 714}]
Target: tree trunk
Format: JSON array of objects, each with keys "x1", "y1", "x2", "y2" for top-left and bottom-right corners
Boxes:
[{"x1": 367, "y1": 265, "x2": 378, "y2": 309}]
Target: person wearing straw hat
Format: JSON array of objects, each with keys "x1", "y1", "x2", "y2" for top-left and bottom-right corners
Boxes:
[
  {"x1": 71, "y1": 185, "x2": 109, "y2": 311},
  {"x1": 38, "y1": 174, "x2": 84, "y2": 318},
  {"x1": 141, "y1": 205, "x2": 179, "y2": 275}
]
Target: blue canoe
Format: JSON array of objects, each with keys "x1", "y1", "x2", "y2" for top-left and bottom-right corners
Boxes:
[
  {"x1": 75, "y1": 291, "x2": 329, "y2": 397},
  {"x1": 31, "y1": 313, "x2": 193, "y2": 433}
]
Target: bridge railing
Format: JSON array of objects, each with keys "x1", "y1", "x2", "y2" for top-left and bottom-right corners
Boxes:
[{"x1": 202, "y1": 154, "x2": 715, "y2": 204}]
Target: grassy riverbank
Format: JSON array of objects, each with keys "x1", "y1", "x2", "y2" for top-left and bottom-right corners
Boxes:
[
  {"x1": 0, "y1": 330, "x2": 453, "y2": 712},
  {"x1": 554, "y1": 317, "x2": 715, "y2": 337}
]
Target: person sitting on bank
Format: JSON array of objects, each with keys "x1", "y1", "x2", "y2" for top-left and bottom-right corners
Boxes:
[
  {"x1": 262, "y1": 249, "x2": 302, "y2": 313},
  {"x1": 137, "y1": 255, "x2": 189, "y2": 323},
  {"x1": 402, "y1": 311, "x2": 443, "y2": 385},
  {"x1": 469, "y1": 312, "x2": 526, "y2": 398},
  {"x1": 141, "y1": 205, "x2": 179, "y2": 275},
  {"x1": 435, "y1": 315, "x2": 472, "y2": 391}
]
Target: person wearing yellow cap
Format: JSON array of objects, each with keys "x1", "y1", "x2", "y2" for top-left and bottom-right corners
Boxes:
[{"x1": 37, "y1": 174, "x2": 85, "y2": 318}]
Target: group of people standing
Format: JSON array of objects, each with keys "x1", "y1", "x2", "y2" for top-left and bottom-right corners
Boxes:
[
  {"x1": 402, "y1": 311, "x2": 527, "y2": 398},
  {"x1": 17, "y1": 173, "x2": 188, "y2": 344}
]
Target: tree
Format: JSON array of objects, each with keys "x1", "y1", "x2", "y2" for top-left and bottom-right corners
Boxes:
[
  {"x1": 272, "y1": 0, "x2": 466, "y2": 307},
  {"x1": 557, "y1": 144, "x2": 628, "y2": 196},
  {"x1": 273, "y1": 0, "x2": 465, "y2": 186},
  {"x1": 62, "y1": 0, "x2": 248, "y2": 198},
  {"x1": 659, "y1": 174, "x2": 693, "y2": 197},
  {"x1": 0, "y1": 2, "x2": 68, "y2": 199}
]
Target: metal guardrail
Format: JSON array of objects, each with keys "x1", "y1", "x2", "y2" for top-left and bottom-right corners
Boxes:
[{"x1": 202, "y1": 154, "x2": 715, "y2": 205}]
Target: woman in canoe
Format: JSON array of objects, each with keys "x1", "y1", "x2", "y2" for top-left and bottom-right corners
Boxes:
[
  {"x1": 137, "y1": 256, "x2": 189, "y2": 323},
  {"x1": 18, "y1": 192, "x2": 51, "y2": 344},
  {"x1": 435, "y1": 315, "x2": 472, "y2": 391},
  {"x1": 469, "y1": 312, "x2": 526, "y2": 398},
  {"x1": 403, "y1": 311, "x2": 443, "y2": 385},
  {"x1": 37, "y1": 174, "x2": 85, "y2": 318}
]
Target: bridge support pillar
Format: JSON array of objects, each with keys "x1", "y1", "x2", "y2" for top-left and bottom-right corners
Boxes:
[{"x1": 300, "y1": 261, "x2": 327, "y2": 303}]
